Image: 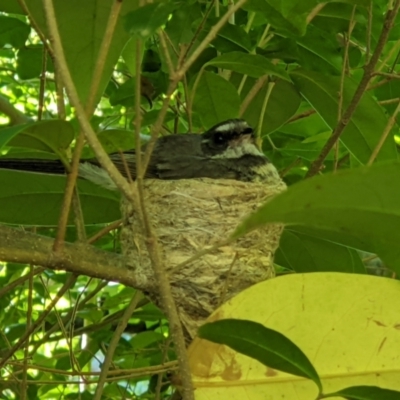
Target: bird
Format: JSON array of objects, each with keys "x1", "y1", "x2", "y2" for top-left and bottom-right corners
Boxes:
[
  {"x1": 0, "y1": 119, "x2": 273, "y2": 188},
  {"x1": 0, "y1": 118, "x2": 285, "y2": 340}
]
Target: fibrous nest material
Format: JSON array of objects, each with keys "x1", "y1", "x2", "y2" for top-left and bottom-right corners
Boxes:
[{"x1": 120, "y1": 164, "x2": 286, "y2": 338}]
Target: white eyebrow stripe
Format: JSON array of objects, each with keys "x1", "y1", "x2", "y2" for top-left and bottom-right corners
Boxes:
[{"x1": 214, "y1": 121, "x2": 249, "y2": 133}]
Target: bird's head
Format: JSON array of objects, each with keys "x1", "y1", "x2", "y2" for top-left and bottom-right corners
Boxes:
[{"x1": 201, "y1": 119, "x2": 263, "y2": 159}]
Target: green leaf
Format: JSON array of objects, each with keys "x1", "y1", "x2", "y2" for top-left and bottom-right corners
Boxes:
[
  {"x1": 141, "y1": 109, "x2": 175, "y2": 128},
  {"x1": 0, "y1": 16, "x2": 30, "y2": 49},
  {"x1": 0, "y1": 1, "x2": 25, "y2": 14},
  {"x1": 192, "y1": 71, "x2": 240, "y2": 128},
  {"x1": 206, "y1": 52, "x2": 291, "y2": 81},
  {"x1": 1, "y1": 120, "x2": 75, "y2": 157},
  {"x1": 0, "y1": 169, "x2": 120, "y2": 226},
  {"x1": 0, "y1": 124, "x2": 28, "y2": 149},
  {"x1": 233, "y1": 162, "x2": 400, "y2": 272},
  {"x1": 24, "y1": 0, "x2": 140, "y2": 106},
  {"x1": 243, "y1": 79, "x2": 301, "y2": 136},
  {"x1": 244, "y1": 0, "x2": 307, "y2": 36},
  {"x1": 290, "y1": 69, "x2": 398, "y2": 164},
  {"x1": 80, "y1": 129, "x2": 135, "y2": 159},
  {"x1": 165, "y1": 4, "x2": 201, "y2": 47},
  {"x1": 17, "y1": 46, "x2": 53, "y2": 80},
  {"x1": 109, "y1": 78, "x2": 136, "y2": 107},
  {"x1": 295, "y1": 25, "x2": 343, "y2": 73},
  {"x1": 275, "y1": 227, "x2": 366, "y2": 273},
  {"x1": 125, "y1": 2, "x2": 176, "y2": 39},
  {"x1": 201, "y1": 19, "x2": 253, "y2": 53},
  {"x1": 326, "y1": 385, "x2": 400, "y2": 399},
  {"x1": 130, "y1": 331, "x2": 164, "y2": 350},
  {"x1": 121, "y1": 37, "x2": 141, "y2": 76},
  {"x1": 132, "y1": 304, "x2": 165, "y2": 321},
  {"x1": 198, "y1": 319, "x2": 322, "y2": 391}
]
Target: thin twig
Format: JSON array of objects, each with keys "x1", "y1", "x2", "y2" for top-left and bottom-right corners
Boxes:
[
  {"x1": 256, "y1": 80, "x2": 275, "y2": 147},
  {"x1": 0, "y1": 274, "x2": 78, "y2": 369},
  {"x1": 286, "y1": 109, "x2": 316, "y2": 123},
  {"x1": 158, "y1": 31, "x2": 175, "y2": 76},
  {"x1": 87, "y1": 220, "x2": 123, "y2": 244},
  {"x1": 182, "y1": 75, "x2": 193, "y2": 131},
  {"x1": 141, "y1": 1, "x2": 248, "y2": 175},
  {"x1": 17, "y1": 0, "x2": 54, "y2": 57},
  {"x1": 52, "y1": 0, "x2": 124, "y2": 251},
  {"x1": 0, "y1": 267, "x2": 45, "y2": 298},
  {"x1": 176, "y1": 0, "x2": 249, "y2": 81},
  {"x1": 366, "y1": 1, "x2": 372, "y2": 63},
  {"x1": 368, "y1": 97, "x2": 400, "y2": 164},
  {"x1": 7, "y1": 359, "x2": 178, "y2": 377},
  {"x1": 29, "y1": 280, "x2": 108, "y2": 354},
  {"x1": 306, "y1": 0, "x2": 400, "y2": 178},
  {"x1": 279, "y1": 157, "x2": 302, "y2": 178},
  {"x1": 21, "y1": 264, "x2": 34, "y2": 400},
  {"x1": 93, "y1": 291, "x2": 143, "y2": 400},
  {"x1": 379, "y1": 97, "x2": 400, "y2": 105},
  {"x1": 38, "y1": 47, "x2": 47, "y2": 121},
  {"x1": 42, "y1": 0, "x2": 134, "y2": 201},
  {"x1": 183, "y1": 0, "x2": 215, "y2": 61},
  {"x1": 239, "y1": 75, "x2": 268, "y2": 116},
  {"x1": 336, "y1": 6, "x2": 356, "y2": 170}
]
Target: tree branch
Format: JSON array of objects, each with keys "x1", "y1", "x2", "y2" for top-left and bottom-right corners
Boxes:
[
  {"x1": 0, "y1": 224, "x2": 145, "y2": 290},
  {"x1": 306, "y1": 0, "x2": 400, "y2": 178}
]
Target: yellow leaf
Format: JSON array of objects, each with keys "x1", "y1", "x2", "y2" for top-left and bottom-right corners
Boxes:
[{"x1": 189, "y1": 273, "x2": 400, "y2": 399}]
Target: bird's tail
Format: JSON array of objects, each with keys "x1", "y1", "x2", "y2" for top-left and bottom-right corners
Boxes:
[{"x1": 0, "y1": 158, "x2": 66, "y2": 174}]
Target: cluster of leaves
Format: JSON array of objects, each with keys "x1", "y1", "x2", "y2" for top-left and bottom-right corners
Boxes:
[{"x1": 1, "y1": 0, "x2": 400, "y2": 399}]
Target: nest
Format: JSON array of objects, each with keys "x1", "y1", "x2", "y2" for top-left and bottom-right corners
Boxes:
[{"x1": 120, "y1": 164, "x2": 286, "y2": 338}]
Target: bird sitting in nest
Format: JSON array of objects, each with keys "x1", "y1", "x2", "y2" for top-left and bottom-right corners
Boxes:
[
  {"x1": 0, "y1": 119, "x2": 277, "y2": 186},
  {"x1": 0, "y1": 119, "x2": 286, "y2": 338}
]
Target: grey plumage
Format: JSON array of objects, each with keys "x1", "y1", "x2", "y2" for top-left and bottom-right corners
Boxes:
[{"x1": 0, "y1": 119, "x2": 272, "y2": 188}]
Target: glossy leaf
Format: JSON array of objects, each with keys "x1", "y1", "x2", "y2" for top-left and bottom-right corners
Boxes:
[
  {"x1": 295, "y1": 25, "x2": 343, "y2": 73},
  {"x1": 206, "y1": 52, "x2": 290, "y2": 81},
  {"x1": 24, "y1": 0, "x2": 140, "y2": 106},
  {"x1": 198, "y1": 319, "x2": 322, "y2": 391},
  {"x1": 0, "y1": 120, "x2": 75, "y2": 157},
  {"x1": 0, "y1": 169, "x2": 120, "y2": 225},
  {"x1": 290, "y1": 69, "x2": 398, "y2": 164},
  {"x1": 326, "y1": 385, "x2": 400, "y2": 399},
  {"x1": 234, "y1": 162, "x2": 400, "y2": 272},
  {"x1": 243, "y1": 79, "x2": 301, "y2": 136},
  {"x1": 17, "y1": 46, "x2": 53, "y2": 80},
  {"x1": 165, "y1": 4, "x2": 201, "y2": 47},
  {"x1": 192, "y1": 71, "x2": 240, "y2": 127},
  {"x1": 80, "y1": 129, "x2": 136, "y2": 159},
  {"x1": 11, "y1": 120, "x2": 74, "y2": 154},
  {"x1": 200, "y1": 19, "x2": 253, "y2": 53},
  {"x1": 0, "y1": 16, "x2": 30, "y2": 48},
  {"x1": 275, "y1": 227, "x2": 366, "y2": 273},
  {"x1": 125, "y1": 2, "x2": 176, "y2": 39},
  {"x1": 244, "y1": 0, "x2": 309, "y2": 35}
]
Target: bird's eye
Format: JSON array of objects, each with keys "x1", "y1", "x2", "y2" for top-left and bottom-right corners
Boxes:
[
  {"x1": 214, "y1": 133, "x2": 225, "y2": 144},
  {"x1": 242, "y1": 127, "x2": 253, "y2": 135}
]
